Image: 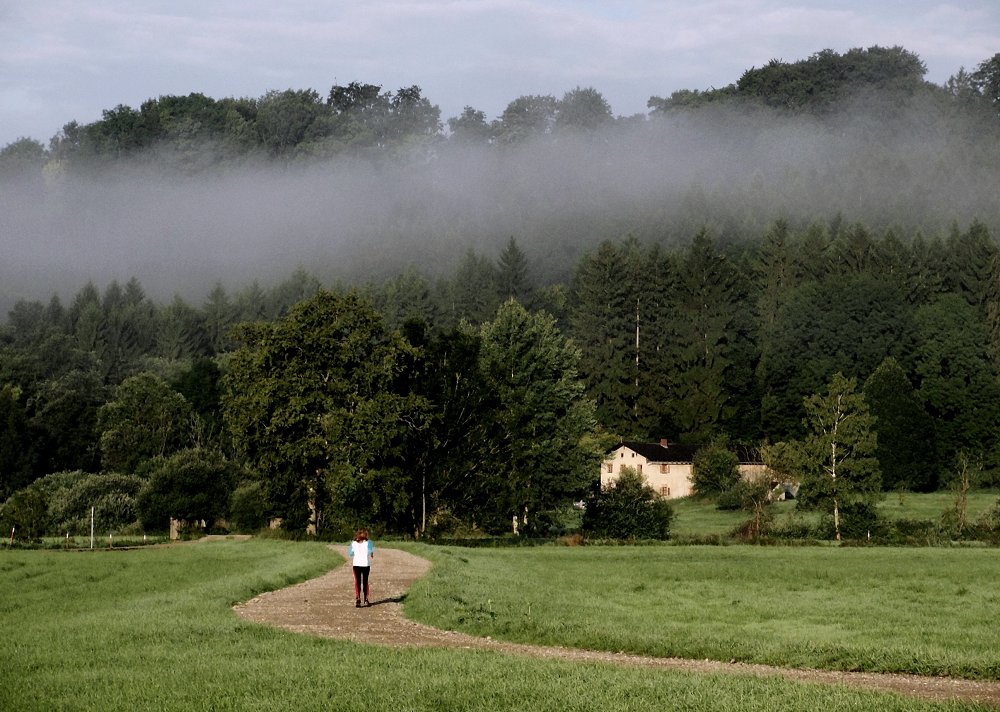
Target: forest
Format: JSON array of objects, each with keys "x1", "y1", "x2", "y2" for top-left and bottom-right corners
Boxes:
[{"x1": 1, "y1": 46, "x2": 1000, "y2": 540}]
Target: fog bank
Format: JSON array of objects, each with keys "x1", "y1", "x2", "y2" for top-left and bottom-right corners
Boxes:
[{"x1": 1, "y1": 95, "x2": 997, "y2": 309}]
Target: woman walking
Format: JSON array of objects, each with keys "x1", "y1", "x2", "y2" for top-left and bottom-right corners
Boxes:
[{"x1": 348, "y1": 528, "x2": 374, "y2": 607}]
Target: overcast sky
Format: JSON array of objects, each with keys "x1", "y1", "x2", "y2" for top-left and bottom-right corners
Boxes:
[{"x1": 1, "y1": 0, "x2": 998, "y2": 148}]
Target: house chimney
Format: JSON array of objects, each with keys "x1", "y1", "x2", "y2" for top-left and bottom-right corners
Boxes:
[{"x1": 660, "y1": 438, "x2": 669, "y2": 448}]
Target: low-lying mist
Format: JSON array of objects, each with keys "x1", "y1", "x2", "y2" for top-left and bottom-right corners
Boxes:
[{"x1": 2, "y1": 93, "x2": 997, "y2": 311}]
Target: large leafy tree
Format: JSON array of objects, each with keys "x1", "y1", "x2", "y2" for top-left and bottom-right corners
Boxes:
[
  {"x1": 555, "y1": 87, "x2": 613, "y2": 133},
  {"x1": 492, "y1": 94, "x2": 558, "y2": 144},
  {"x1": 326, "y1": 82, "x2": 440, "y2": 153},
  {"x1": 30, "y1": 368, "x2": 108, "y2": 474},
  {"x1": 222, "y1": 290, "x2": 418, "y2": 534},
  {"x1": 254, "y1": 89, "x2": 327, "y2": 156},
  {"x1": 583, "y1": 467, "x2": 673, "y2": 540},
  {"x1": 136, "y1": 448, "x2": 238, "y2": 531},
  {"x1": 394, "y1": 321, "x2": 497, "y2": 537},
  {"x1": 477, "y1": 299, "x2": 600, "y2": 533},
  {"x1": 793, "y1": 373, "x2": 881, "y2": 541},
  {"x1": 97, "y1": 372, "x2": 195, "y2": 473},
  {"x1": 0, "y1": 137, "x2": 47, "y2": 184},
  {"x1": 446, "y1": 106, "x2": 491, "y2": 144},
  {"x1": 970, "y1": 53, "x2": 1000, "y2": 111}
]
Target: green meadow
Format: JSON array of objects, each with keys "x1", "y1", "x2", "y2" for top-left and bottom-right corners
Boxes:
[
  {"x1": 1, "y1": 540, "x2": 995, "y2": 711},
  {"x1": 668, "y1": 491, "x2": 1000, "y2": 538},
  {"x1": 403, "y1": 544, "x2": 1000, "y2": 679}
]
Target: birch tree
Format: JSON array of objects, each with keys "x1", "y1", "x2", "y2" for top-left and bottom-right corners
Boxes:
[{"x1": 795, "y1": 373, "x2": 881, "y2": 541}]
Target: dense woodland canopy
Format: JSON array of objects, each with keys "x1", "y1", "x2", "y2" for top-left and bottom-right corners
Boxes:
[{"x1": 2, "y1": 46, "x2": 1000, "y2": 540}]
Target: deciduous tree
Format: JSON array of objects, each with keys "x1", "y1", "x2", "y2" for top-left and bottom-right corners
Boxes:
[
  {"x1": 97, "y1": 372, "x2": 195, "y2": 473},
  {"x1": 478, "y1": 299, "x2": 600, "y2": 532},
  {"x1": 793, "y1": 373, "x2": 881, "y2": 541},
  {"x1": 222, "y1": 290, "x2": 418, "y2": 533}
]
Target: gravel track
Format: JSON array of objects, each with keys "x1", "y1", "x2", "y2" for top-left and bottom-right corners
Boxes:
[{"x1": 233, "y1": 547, "x2": 1000, "y2": 707}]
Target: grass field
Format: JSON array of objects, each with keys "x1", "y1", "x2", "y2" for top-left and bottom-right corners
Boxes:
[
  {"x1": 669, "y1": 491, "x2": 1000, "y2": 538},
  {"x1": 402, "y1": 543, "x2": 1000, "y2": 679},
  {"x1": 2, "y1": 540, "x2": 991, "y2": 711}
]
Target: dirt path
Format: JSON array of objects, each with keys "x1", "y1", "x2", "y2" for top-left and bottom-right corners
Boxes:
[{"x1": 234, "y1": 547, "x2": 1000, "y2": 707}]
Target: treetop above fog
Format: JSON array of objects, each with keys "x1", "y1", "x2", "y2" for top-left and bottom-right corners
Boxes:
[{"x1": 3, "y1": 46, "x2": 999, "y2": 177}]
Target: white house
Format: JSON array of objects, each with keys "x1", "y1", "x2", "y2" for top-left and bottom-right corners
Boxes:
[{"x1": 600, "y1": 439, "x2": 766, "y2": 499}]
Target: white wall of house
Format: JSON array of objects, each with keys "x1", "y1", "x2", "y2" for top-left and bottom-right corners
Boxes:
[
  {"x1": 600, "y1": 444, "x2": 770, "y2": 499},
  {"x1": 600, "y1": 445, "x2": 694, "y2": 499}
]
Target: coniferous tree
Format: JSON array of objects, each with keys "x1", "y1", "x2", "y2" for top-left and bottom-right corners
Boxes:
[
  {"x1": 446, "y1": 248, "x2": 499, "y2": 326},
  {"x1": 664, "y1": 230, "x2": 755, "y2": 442},
  {"x1": 569, "y1": 238, "x2": 649, "y2": 436},
  {"x1": 496, "y1": 236, "x2": 532, "y2": 304},
  {"x1": 759, "y1": 275, "x2": 913, "y2": 438},
  {"x1": 863, "y1": 357, "x2": 938, "y2": 491},
  {"x1": 944, "y1": 220, "x2": 996, "y2": 311},
  {"x1": 202, "y1": 283, "x2": 236, "y2": 355},
  {"x1": 0, "y1": 387, "x2": 38, "y2": 501},
  {"x1": 913, "y1": 294, "x2": 1000, "y2": 466}
]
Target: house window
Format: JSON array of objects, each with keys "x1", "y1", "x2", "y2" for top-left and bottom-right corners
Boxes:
[
  {"x1": 637, "y1": 464, "x2": 642, "y2": 474},
  {"x1": 620, "y1": 464, "x2": 627, "y2": 473},
  {"x1": 605, "y1": 463, "x2": 613, "y2": 473},
  {"x1": 659, "y1": 464, "x2": 670, "y2": 474},
  {"x1": 660, "y1": 486, "x2": 670, "y2": 497},
  {"x1": 620, "y1": 452, "x2": 624, "y2": 458}
]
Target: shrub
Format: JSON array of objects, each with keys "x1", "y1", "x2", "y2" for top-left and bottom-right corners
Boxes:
[
  {"x1": 583, "y1": 467, "x2": 673, "y2": 540},
  {"x1": 51, "y1": 472, "x2": 143, "y2": 534},
  {"x1": 819, "y1": 500, "x2": 881, "y2": 540},
  {"x1": 523, "y1": 503, "x2": 584, "y2": 537},
  {"x1": 692, "y1": 442, "x2": 741, "y2": 498},
  {"x1": 715, "y1": 486, "x2": 744, "y2": 511},
  {"x1": 0, "y1": 487, "x2": 47, "y2": 541},
  {"x1": 136, "y1": 448, "x2": 237, "y2": 531},
  {"x1": 228, "y1": 481, "x2": 268, "y2": 533}
]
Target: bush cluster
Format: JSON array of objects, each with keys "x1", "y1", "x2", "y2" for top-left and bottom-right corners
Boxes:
[{"x1": 583, "y1": 468, "x2": 674, "y2": 540}]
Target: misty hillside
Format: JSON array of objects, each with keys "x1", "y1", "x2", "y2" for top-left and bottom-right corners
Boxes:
[
  {"x1": 1, "y1": 46, "x2": 999, "y2": 309},
  {"x1": 5, "y1": 48, "x2": 1000, "y2": 538}
]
